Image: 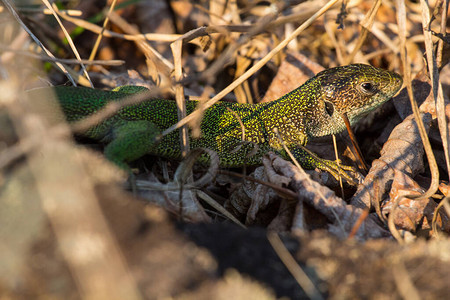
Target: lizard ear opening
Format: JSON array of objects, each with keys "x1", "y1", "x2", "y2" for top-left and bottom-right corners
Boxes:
[{"x1": 324, "y1": 100, "x2": 334, "y2": 117}]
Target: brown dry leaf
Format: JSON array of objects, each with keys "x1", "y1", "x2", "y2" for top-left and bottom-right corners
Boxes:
[
  {"x1": 225, "y1": 166, "x2": 283, "y2": 225},
  {"x1": 438, "y1": 182, "x2": 450, "y2": 197},
  {"x1": 267, "y1": 153, "x2": 390, "y2": 240},
  {"x1": 351, "y1": 112, "x2": 432, "y2": 209},
  {"x1": 136, "y1": 172, "x2": 211, "y2": 223},
  {"x1": 383, "y1": 169, "x2": 442, "y2": 233},
  {"x1": 267, "y1": 198, "x2": 298, "y2": 232},
  {"x1": 262, "y1": 51, "x2": 324, "y2": 102}
]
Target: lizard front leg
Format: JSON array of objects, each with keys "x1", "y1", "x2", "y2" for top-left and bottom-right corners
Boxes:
[
  {"x1": 103, "y1": 120, "x2": 161, "y2": 172},
  {"x1": 288, "y1": 146, "x2": 360, "y2": 185}
]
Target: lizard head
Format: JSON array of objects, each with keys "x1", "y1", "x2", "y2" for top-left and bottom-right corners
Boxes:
[{"x1": 307, "y1": 64, "x2": 403, "y2": 137}]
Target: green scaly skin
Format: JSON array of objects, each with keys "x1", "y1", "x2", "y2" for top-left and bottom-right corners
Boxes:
[{"x1": 33, "y1": 64, "x2": 403, "y2": 182}]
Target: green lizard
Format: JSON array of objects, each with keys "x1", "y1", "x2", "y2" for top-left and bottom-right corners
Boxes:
[{"x1": 32, "y1": 64, "x2": 402, "y2": 182}]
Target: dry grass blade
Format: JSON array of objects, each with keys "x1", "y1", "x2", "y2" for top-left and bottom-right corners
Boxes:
[
  {"x1": 435, "y1": 0, "x2": 449, "y2": 67},
  {"x1": 344, "y1": 0, "x2": 382, "y2": 64},
  {"x1": 87, "y1": 0, "x2": 117, "y2": 65},
  {"x1": 106, "y1": 10, "x2": 173, "y2": 81},
  {"x1": 274, "y1": 129, "x2": 346, "y2": 236},
  {"x1": 420, "y1": 0, "x2": 450, "y2": 179},
  {"x1": 41, "y1": 0, "x2": 92, "y2": 87},
  {"x1": 347, "y1": 208, "x2": 369, "y2": 239},
  {"x1": 331, "y1": 134, "x2": 345, "y2": 199},
  {"x1": 396, "y1": 0, "x2": 439, "y2": 202},
  {"x1": 342, "y1": 113, "x2": 368, "y2": 171},
  {"x1": 372, "y1": 177, "x2": 388, "y2": 223},
  {"x1": 2, "y1": 0, "x2": 76, "y2": 85},
  {"x1": 0, "y1": 44, "x2": 124, "y2": 65},
  {"x1": 267, "y1": 232, "x2": 324, "y2": 300},
  {"x1": 387, "y1": 194, "x2": 406, "y2": 243},
  {"x1": 51, "y1": 8, "x2": 181, "y2": 42},
  {"x1": 171, "y1": 38, "x2": 190, "y2": 158},
  {"x1": 196, "y1": 190, "x2": 246, "y2": 229},
  {"x1": 6, "y1": 5, "x2": 82, "y2": 16},
  {"x1": 392, "y1": 257, "x2": 421, "y2": 300}
]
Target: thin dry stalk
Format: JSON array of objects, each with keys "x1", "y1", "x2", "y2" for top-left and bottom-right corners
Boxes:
[
  {"x1": 420, "y1": 0, "x2": 450, "y2": 179},
  {"x1": 396, "y1": 0, "x2": 440, "y2": 201},
  {"x1": 41, "y1": 0, "x2": 93, "y2": 86},
  {"x1": 344, "y1": 0, "x2": 382, "y2": 64},
  {"x1": 2, "y1": 0, "x2": 76, "y2": 85},
  {"x1": 267, "y1": 232, "x2": 324, "y2": 300},
  {"x1": 170, "y1": 38, "x2": 190, "y2": 157},
  {"x1": 87, "y1": 0, "x2": 117, "y2": 67}
]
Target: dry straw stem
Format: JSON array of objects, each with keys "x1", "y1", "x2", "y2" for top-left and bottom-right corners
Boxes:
[
  {"x1": 105, "y1": 10, "x2": 173, "y2": 82},
  {"x1": 55, "y1": 8, "x2": 182, "y2": 42},
  {"x1": 2, "y1": 0, "x2": 76, "y2": 85},
  {"x1": 347, "y1": 208, "x2": 369, "y2": 239},
  {"x1": 161, "y1": 0, "x2": 340, "y2": 138},
  {"x1": 274, "y1": 134, "x2": 346, "y2": 237},
  {"x1": 342, "y1": 113, "x2": 368, "y2": 171},
  {"x1": 219, "y1": 169, "x2": 298, "y2": 200},
  {"x1": 331, "y1": 134, "x2": 345, "y2": 199},
  {"x1": 387, "y1": 194, "x2": 407, "y2": 243},
  {"x1": 0, "y1": 46, "x2": 124, "y2": 65},
  {"x1": 196, "y1": 190, "x2": 247, "y2": 229},
  {"x1": 0, "y1": 5, "x2": 82, "y2": 16},
  {"x1": 267, "y1": 232, "x2": 324, "y2": 300},
  {"x1": 87, "y1": 0, "x2": 118, "y2": 67},
  {"x1": 344, "y1": 0, "x2": 382, "y2": 65},
  {"x1": 41, "y1": 0, "x2": 93, "y2": 87},
  {"x1": 391, "y1": 257, "x2": 422, "y2": 300},
  {"x1": 171, "y1": 38, "x2": 190, "y2": 157},
  {"x1": 435, "y1": 0, "x2": 449, "y2": 67},
  {"x1": 420, "y1": 0, "x2": 450, "y2": 179},
  {"x1": 396, "y1": 0, "x2": 439, "y2": 202}
]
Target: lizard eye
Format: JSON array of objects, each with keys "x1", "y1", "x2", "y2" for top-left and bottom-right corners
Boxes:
[
  {"x1": 359, "y1": 82, "x2": 377, "y2": 94},
  {"x1": 324, "y1": 101, "x2": 334, "y2": 117}
]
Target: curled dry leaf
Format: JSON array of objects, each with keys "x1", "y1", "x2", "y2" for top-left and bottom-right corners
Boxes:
[
  {"x1": 268, "y1": 153, "x2": 390, "y2": 240},
  {"x1": 383, "y1": 169, "x2": 449, "y2": 233},
  {"x1": 351, "y1": 112, "x2": 432, "y2": 209},
  {"x1": 136, "y1": 172, "x2": 211, "y2": 223},
  {"x1": 438, "y1": 182, "x2": 450, "y2": 197},
  {"x1": 136, "y1": 148, "x2": 220, "y2": 223},
  {"x1": 225, "y1": 166, "x2": 283, "y2": 225}
]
